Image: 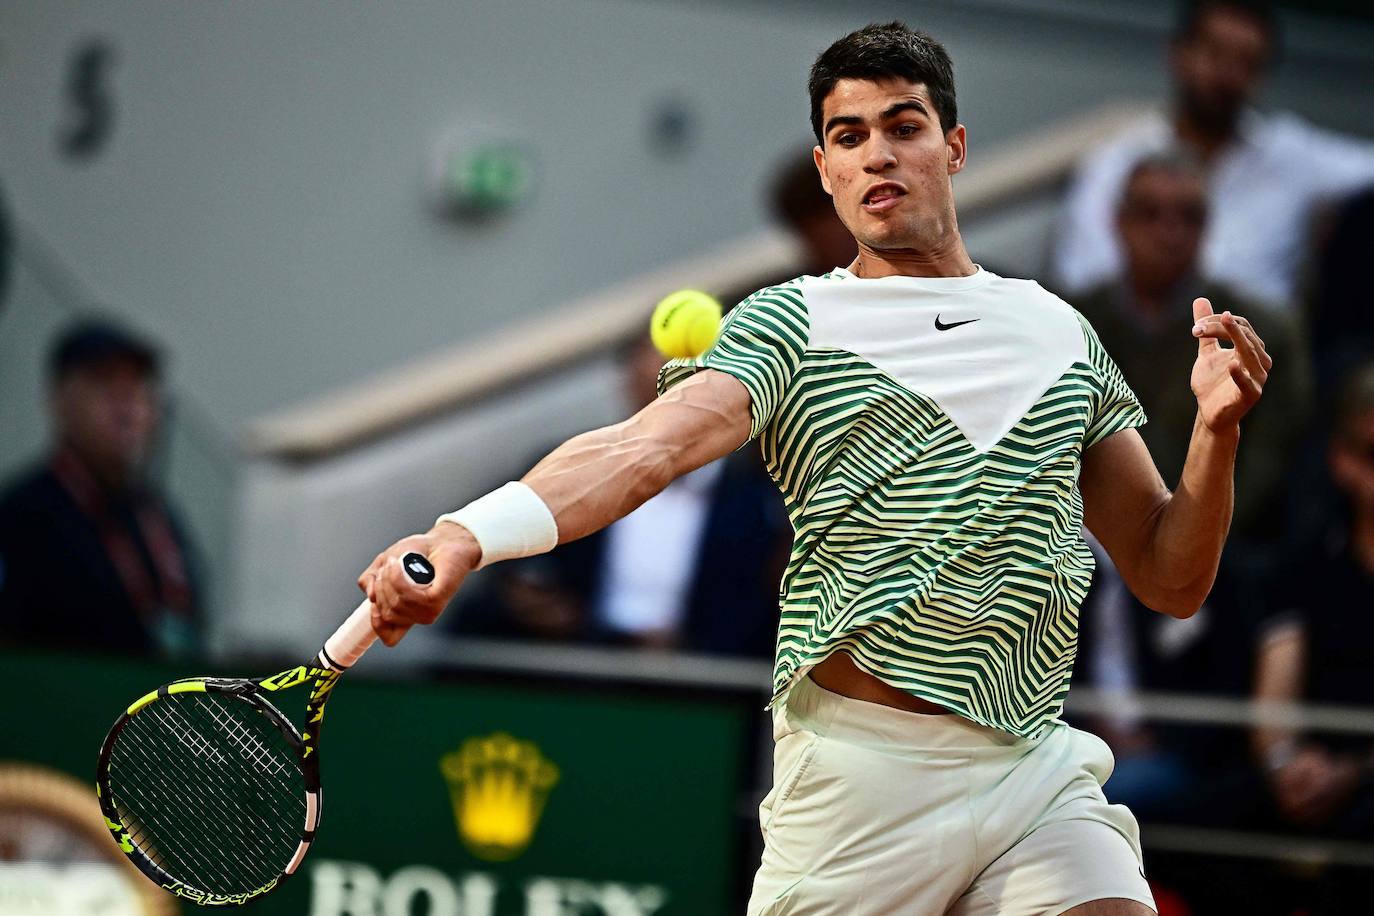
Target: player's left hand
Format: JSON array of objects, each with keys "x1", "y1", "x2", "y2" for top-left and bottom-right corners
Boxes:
[
  {"x1": 1190, "y1": 297, "x2": 1271, "y2": 434},
  {"x1": 357, "y1": 524, "x2": 481, "y2": 646}
]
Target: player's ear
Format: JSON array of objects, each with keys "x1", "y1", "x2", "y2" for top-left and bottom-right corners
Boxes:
[
  {"x1": 946, "y1": 124, "x2": 967, "y2": 175},
  {"x1": 813, "y1": 145, "x2": 833, "y2": 195}
]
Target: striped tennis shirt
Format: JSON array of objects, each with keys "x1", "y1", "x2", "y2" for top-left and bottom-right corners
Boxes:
[{"x1": 659, "y1": 267, "x2": 1146, "y2": 737}]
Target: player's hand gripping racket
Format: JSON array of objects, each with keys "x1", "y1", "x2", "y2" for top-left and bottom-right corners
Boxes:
[{"x1": 95, "y1": 552, "x2": 436, "y2": 906}]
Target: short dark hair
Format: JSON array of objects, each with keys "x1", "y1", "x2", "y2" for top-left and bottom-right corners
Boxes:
[
  {"x1": 1118, "y1": 149, "x2": 1207, "y2": 206},
  {"x1": 808, "y1": 22, "x2": 957, "y2": 145},
  {"x1": 48, "y1": 318, "x2": 161, "y2": 382},
  {"x1": 1175, "y1": 1, "x2": 1279, "y2": 49}
]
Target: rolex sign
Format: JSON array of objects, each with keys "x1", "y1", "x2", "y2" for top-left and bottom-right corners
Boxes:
[{"x1": 0, "y1": 651, "x2": 757, "y2": 916}]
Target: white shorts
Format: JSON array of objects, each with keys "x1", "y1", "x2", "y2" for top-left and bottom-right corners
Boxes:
[{"x1": 747, "y1": 675, "x2": 1156, "y2": 915}]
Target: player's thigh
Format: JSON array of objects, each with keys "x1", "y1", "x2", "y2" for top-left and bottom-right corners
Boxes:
[
  {"x1": 947, "y1": 815, "x2": 1154, "y2": 916},
  {"x1": 950, "y1": 728, "x2": 1155, "y2": 916}
]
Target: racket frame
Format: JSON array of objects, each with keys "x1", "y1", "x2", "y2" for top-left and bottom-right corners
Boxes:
[
  {"x1": 95, "y1": 657, "x2": 342, "y2": 906},
  {"x1": 95, "y1": 551, "x2": 432, "y2": 906}
]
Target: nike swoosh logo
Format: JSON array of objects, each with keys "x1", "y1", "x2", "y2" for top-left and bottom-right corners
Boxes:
[{"x1": 934, "y1": 314, "x2": 980, "y2": 331}]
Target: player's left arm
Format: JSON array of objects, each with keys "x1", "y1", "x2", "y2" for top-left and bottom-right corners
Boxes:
[{"x1": 1080, "y1": 297, "x2": 1271, "y2": 618}]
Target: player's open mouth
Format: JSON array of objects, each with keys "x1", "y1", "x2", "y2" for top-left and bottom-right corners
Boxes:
[{"x1": 861, "y1": 183, "x2": 906, "y2": 212}]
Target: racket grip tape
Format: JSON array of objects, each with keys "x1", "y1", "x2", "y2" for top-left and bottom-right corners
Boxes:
[{"x1": 321, "y1": 552, "x2": 436, "y2": 671}]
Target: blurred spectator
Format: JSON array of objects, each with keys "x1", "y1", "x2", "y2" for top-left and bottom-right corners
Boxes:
[
  {"x1": 1274, "y1": 185, "x2": 1374, "y2": 555},
  {"x1": 1053, "y1": 0, "x2": 1374, "y2": 308},
  {"x1": 1252, "y1": 362, "x2": 1374, "y2": 839},
  {"x1": 0, "y1": 319, "x2": 201, "y2": 656},
  {"x1": 1072, "y1": 151, "x2": 1309, "y2": 551},
  {"x1": 1069, "y1": 152, "x2": 1303, "y2": 827},
  {"x1": 717, "y1": 148, "x2": 855, "y2": 306},
  {"x1": 1075, "y1": 538, "x2": 1260, "y2": 826},
  {"x1": 453, "y1": 328, "x2": 790, "y2": 656},
  {"x1": 1305, "y1": 184, "x2": 1374, "y2": 401}
]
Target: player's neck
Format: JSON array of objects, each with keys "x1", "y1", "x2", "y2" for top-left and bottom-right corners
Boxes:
[{"x1": 848, "y1": 236, "x2": 977, "y2": 280}]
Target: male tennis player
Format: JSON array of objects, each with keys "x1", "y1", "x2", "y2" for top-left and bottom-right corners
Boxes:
[{"x1": 361, "y1": 22, "x2": 1270, "y2": 915}]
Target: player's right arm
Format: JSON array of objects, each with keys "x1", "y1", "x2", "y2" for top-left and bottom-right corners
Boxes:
[{"x1": 358, "y1": 368, "x2": 752, "y2": 644}]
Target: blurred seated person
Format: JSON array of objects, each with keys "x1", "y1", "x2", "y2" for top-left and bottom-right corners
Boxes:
[
  {"x1": 1305, "y1": 184, "x2": 1374, "y2": 403},
  {"x1": 716, "y1": 147, "x2": 856, "y2": 307},
  {"x1": 1071, "y1": 151, "x2": 1308, "y2": 553},
  {"x1": 0, "y1": 319, "x2": 201, "y2": 656},
  {"x1": 1053, "y1": 0, "x2": 1374, "y2": 308},
  {"x1": 453, "y1": 328, "x2": 790, "y2": 656},
  {"x1": 1252, "y1": 362, "x2": 1374, "y2": 839},
  {"x1": 1073, "y1": 537, "x2": 1260, "y2": 825},
  {"x1": 1068, "y1": 152, "x2": 1305, "y2": 824}
]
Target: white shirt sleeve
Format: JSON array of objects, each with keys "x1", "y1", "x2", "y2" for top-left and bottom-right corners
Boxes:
[{"x1": 1296, "y1": 117, "x2": 1374, "y2": 197}]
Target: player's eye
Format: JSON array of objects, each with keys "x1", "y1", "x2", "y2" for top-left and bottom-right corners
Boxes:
[
  {"x1": 895, "y1": 123, "x2": 919, "y2": 137},
  {"x1": 836, "y1": 132, "x2": 861, "y2": 147}
]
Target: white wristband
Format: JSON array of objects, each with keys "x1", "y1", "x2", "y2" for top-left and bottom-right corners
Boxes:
[{"x1": 435, "y1": 481, "x2": 558, "y2": 569}]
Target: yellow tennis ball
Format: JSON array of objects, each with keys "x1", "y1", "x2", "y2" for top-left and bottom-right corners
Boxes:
[{"x1": 650, "y1": 289, "x2": 722, "y2": 359}]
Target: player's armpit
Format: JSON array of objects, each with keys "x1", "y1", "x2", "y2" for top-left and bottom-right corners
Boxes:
[{"x1": 522, "y1": 368, "x2": 752, "y2": 544}]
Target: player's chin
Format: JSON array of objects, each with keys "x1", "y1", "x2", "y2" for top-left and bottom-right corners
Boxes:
[{"x1": 856, "y1": 222, "x2": 915, "y2": 250}]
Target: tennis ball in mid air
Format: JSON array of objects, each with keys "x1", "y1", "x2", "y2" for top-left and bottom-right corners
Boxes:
[{"x1": 650, "y1": 289, "x2": 722, "y2": 359}]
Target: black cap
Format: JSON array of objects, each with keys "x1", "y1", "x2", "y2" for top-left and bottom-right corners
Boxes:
[{"x1": 48, "y1": 318, "x2": 161, "y2": 381}]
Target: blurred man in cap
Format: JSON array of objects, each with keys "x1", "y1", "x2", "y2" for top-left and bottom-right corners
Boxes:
[{"x1": 0, "y1": 318, "x2": 201, "y2": 656}]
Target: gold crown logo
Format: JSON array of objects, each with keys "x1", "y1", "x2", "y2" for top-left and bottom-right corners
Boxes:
[{"x1": 440, "y1": 733, "x2": 560, "y2": 862}]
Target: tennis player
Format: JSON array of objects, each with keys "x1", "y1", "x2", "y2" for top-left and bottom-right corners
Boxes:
[{"x1": 361, "y1": 22, "x2": 1271, "y2": 915}]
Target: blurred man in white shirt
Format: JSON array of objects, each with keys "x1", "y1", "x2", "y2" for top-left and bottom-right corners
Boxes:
[{"x1": 1053, "y1": 0, "x2": 1374, "y2": 308}]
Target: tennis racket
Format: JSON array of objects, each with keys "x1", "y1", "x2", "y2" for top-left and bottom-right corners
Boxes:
[{"x1": 95, "y1": 551, "x2": 436, "y2": 906}]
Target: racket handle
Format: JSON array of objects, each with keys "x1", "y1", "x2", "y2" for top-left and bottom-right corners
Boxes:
[{"x1": 321, "y1": 552, "x2": 435, "y2": 671}]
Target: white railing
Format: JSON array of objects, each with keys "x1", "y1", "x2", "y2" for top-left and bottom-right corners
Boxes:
[{"x1": 242, "y1": 101, "x2": 1154, "y2": 462}]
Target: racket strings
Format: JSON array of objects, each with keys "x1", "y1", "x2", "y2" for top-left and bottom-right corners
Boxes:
[
  {"x1": 115, "y1": 702, "x2": 294, "y2": 893},
  {"x1": 119, "y1": 703, "x2": 290, "y2": 891},
  {"x1": 120, "y1": 695, "x2": 305, "y2": 889},
  {"x1": 108, "y1": 691, "x2": 306, "y2": 895},
  {"x1": 116, "y1": 731, "x2": 255, "y2": 893}
]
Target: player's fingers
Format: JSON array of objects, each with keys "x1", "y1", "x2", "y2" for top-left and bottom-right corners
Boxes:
[
  {"x1": 1239, "y1": 321, "x2": 1273, "y2": 372},
  {"x1": 1191, "y1": 316, "x2": 1221, "y2": 351},
  {"x1": 374, "y1": 571, "x2": 402, "y2": 619},
  {"x1": 373, "y1": 614, "x2": 409, "y2": 647},
  {"x1": 1228, "y1": 360, "x2": 1262, "y2": 402},
  {"x1": 358, "y1": 551, "x2": 387, "y2": 596},
  {"x1": 1224, "y1": 313, "x2": 1267, "y2": 381},
  {"x1": 1230, "y1": 314, "x2": 1266, "y2": 349},
  {"x1": 1191, "y1": 296, "x2": 1214, "y2": 323}
]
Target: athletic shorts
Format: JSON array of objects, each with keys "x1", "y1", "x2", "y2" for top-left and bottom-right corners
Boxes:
[{"x1": 746, "y1": 675, "x2": 1157, "y2": 915}]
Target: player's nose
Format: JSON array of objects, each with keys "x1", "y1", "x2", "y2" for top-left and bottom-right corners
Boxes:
[{"x1": 862, "y1": 138, "x2": 898, "y2": 172}]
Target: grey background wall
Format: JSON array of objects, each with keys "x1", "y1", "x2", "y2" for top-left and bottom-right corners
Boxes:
[{"x1": 3, "y1": 0, "x2": 1373, "y2": 621}]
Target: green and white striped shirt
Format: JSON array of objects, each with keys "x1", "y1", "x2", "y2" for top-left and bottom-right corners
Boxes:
[{"x1": 659, "y1": 267, "x2": 1146, "y2": 737}]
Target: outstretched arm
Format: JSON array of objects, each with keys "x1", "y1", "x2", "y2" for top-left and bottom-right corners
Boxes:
[
  {"x1": 1081, "y1": 297, "x2": 1272, "y2": 618},
  {"x1": 358, "y1": 368, "x2": 752, "y2": 643}
]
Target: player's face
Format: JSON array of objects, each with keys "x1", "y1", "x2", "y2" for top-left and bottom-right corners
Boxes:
[{"x1": 813, "y1": 78, "x2": 966, "y2": 255}]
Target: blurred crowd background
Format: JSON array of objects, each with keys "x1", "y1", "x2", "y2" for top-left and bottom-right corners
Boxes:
[{"x1": 2, "y1": 2, "x2": 1374, "y2": 914}]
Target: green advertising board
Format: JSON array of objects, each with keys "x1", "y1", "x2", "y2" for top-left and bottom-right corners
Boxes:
[{"x1": 0, "y1": 650, "x2": 760, "y2": 914}]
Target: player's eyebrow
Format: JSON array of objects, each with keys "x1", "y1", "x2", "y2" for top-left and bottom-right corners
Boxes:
[
  {"x1": 881, "y1": 99, "x2": 929, "y2": 121},
  {"x1": 823, "y1": 114, "x2": 864, "y2": 136},
  {"x1": 824, "y1": 99, "x2": 931, "y2": 137}
]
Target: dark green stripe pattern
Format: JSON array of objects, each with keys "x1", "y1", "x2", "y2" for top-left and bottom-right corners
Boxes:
[{"x1": 660, "y1": 279, "x2": 1146, "y2": 736}]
